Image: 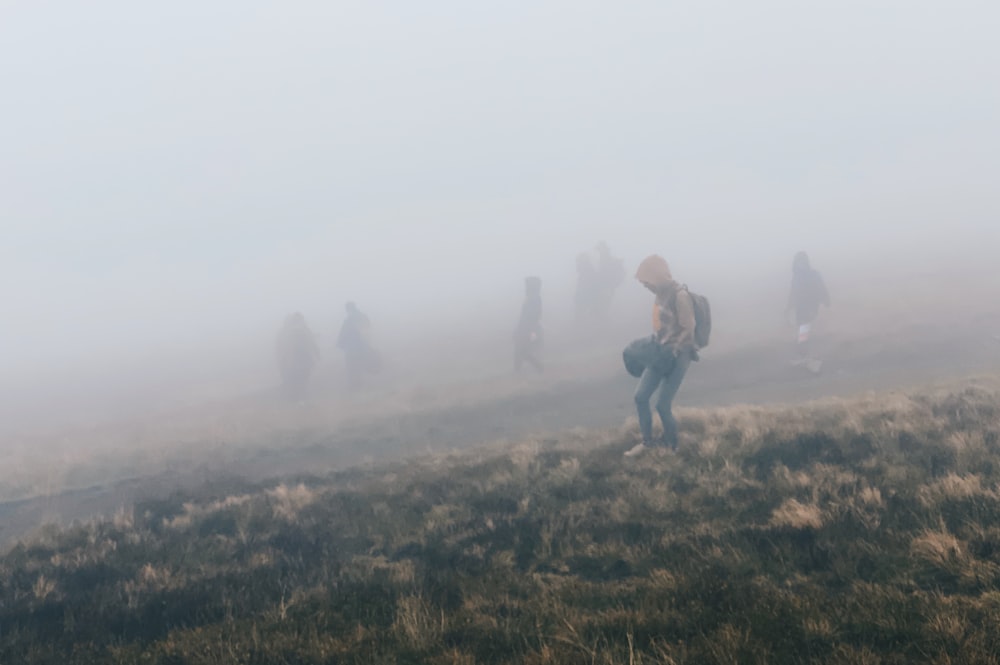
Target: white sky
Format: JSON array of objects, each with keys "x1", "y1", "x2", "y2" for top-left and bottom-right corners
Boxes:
[{"x1": 2, "y1": 0, "x2": 999, "y2": 381}]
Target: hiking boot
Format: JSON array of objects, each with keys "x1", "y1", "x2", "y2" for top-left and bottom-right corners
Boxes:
[{"x1": 624, "y1": 443, "x2": 648, "y2": 458}]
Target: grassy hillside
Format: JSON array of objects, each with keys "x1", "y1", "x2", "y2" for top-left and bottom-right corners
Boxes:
[{"x1": 3, "y1": 380, "x2": 1000, "y2": 664}]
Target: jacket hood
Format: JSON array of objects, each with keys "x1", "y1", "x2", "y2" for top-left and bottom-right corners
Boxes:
[{"x1": 635, "y1": 254, "x2": 673, "y2": 288}]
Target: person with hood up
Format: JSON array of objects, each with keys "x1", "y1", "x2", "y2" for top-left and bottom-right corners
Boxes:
[
  {"x1": 786, "y1": 251, "x2": 830, "y2": 373},
  {"x1": 625, "y1": 255, "x2": 698, "y2": 457},
  {"x1": 513, "y1": 276, "x2": 544, "y2": 373},
  {"x1": 275, "y1": 312, "x2": 321, "y2": 400}
]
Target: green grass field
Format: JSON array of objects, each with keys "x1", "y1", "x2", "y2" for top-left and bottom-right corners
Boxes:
[{"x1": 4, "y1": 379, "x2": 1000, "y2": 664}]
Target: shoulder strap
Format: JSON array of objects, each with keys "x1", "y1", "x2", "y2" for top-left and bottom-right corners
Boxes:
[{"x1": 671, "y1": 284, "x2": 690, "y2": 312}]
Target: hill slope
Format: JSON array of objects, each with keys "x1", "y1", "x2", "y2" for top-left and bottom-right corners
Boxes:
[{"x1": 3, "y1": 380, "x2": 1000, "y2": 663}]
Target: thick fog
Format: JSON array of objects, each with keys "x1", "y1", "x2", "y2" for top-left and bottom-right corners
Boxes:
[{"x1": 3, "y1": 1, "x2": 999, "y2": 433}]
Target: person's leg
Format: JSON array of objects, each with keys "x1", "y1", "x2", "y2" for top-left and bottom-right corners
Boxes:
[
  {"x1": 796, "y1": 319, "x2": 823, "y2": 373},
  {"x1": 797, "y1": 320, "x2": 813, "y2": 359},
  {"x1": 514, "y1": 334, "x2": 532, "y2": 372},
  {"x1": 655, "y1": 353, "x2": 692, "y2": 448},
  {"x1": 294, "y1": 369, "x2": 311, "y2": 400},
  {"x1": 283, "y1": 365, "x2": 307, "y2": 401},
  {"x1": 633, "y1": 367, "x2": 662, "y2": 443},
  {"x1": 526, "y1": 337, "x2": 544, "y2": 373},
  {"x1": 526, "y1": 352, "x2": 543, "y2": 373}
]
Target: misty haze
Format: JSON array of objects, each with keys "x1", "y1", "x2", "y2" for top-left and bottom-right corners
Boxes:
[{"x1": 2, "y1": 1, "x2": 1000, "y2": 663}]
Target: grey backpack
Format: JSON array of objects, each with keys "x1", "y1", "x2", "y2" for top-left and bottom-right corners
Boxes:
[{"x1": 678, "y1": 286, "x2": 712, "y2": 349}]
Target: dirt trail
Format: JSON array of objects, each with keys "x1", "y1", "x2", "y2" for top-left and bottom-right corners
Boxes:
[{"x1": 3, "y1": 324, "x2": 999, "y2": 547}]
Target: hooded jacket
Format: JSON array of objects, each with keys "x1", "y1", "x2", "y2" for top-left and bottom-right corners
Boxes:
[{"x1": 635, "y1": 255, "x2": 697, "y2": 355}]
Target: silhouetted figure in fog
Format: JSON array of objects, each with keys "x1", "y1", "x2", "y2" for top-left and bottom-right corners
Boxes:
[
  {"x1": 337, "y1": 302, "x2": 379, "y2": 389},
  {"x1": 786, "y1": 251, "x2": 830, "y2": 373},
  {"x1": 625, "y1": 255, "x2": 698, "y2": 457},
  {"x1": 575, "y1": 242, "x2": 625, "y2": 324},
  {"x1": 513, "y1": 276, "x2": 544, "y2": 373},
  {"x1": 275, "y1": 312, "x2": 321, "y2": 400}
]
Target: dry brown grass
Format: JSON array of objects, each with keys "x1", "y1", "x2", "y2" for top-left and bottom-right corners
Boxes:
[
  {"x1": 770, "y1": 498, "x2": 825, "y2": 530},
  {"x1": 4, "y1": 379, "x2": 1000, "y2": 663}
]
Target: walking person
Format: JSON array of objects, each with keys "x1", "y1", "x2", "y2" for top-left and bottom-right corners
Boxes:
[
  {"x1": 786, "y1": 251, "x2": 830, "y2": 374},
  {"x1": 513, "y1": 276, "x2": 544, "y2": 373},
  {"x1": 625, "y1": 255, "x2": 699, "y2": 456}
]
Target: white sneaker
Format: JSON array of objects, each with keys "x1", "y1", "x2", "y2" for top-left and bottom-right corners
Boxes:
[{"x1": 624, "y1": 443, "x2": 647, "y2": 458}]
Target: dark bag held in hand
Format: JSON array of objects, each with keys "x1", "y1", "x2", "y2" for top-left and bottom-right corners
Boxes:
[{"x1": 622, "y1": 335, "x2": 676, "y2": 378}]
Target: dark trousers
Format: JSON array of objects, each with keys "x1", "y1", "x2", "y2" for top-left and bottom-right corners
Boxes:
[{"x1": 514, "y1": 336, "x2": 543, "y2": 373}]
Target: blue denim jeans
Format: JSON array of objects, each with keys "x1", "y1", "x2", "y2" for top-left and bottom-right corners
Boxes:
[{"x1": 634, "y1": 351, "x2": 692, "y2": 446}]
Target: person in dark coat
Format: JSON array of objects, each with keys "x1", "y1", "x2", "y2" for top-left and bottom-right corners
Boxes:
[
  {"x1": 513, "y1": 277, "x2": 544, "y2": 373},
  {"x1": 786, "y1": 251, "x2": 830, "y2": 372}
]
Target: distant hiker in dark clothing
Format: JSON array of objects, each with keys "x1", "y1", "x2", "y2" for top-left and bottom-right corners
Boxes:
[
  {"x1": 514, "y1": 276, "x2": 544, "y2": 373},
  {"x1": 337, "y1": 302, "x2": 379, "y2": 389},
  {"x1": 275, "y1": 312, "x2": 321, "y2": 400},
  {"x1": 625, "y1": 255, "x2": 697, "y2": 457},
  {"x1": 786, "y1": 251, "x2": 830, "y2": 373}
]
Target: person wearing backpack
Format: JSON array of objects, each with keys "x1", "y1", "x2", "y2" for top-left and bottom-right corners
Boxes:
[{"x1": 625, "y1": 254, "x2": 703, "y2": 457}]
